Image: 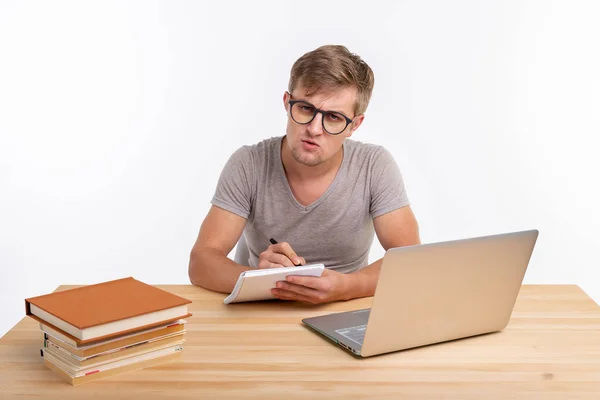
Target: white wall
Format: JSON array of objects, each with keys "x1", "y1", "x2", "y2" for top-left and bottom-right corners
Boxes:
[{"x1": 1, "y1": 0, "x2": 599, "y2": 338}]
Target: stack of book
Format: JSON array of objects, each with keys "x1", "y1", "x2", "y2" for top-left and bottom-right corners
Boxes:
[{"x1": 25, "y1": 277, "x2": 192, "y2": 386}]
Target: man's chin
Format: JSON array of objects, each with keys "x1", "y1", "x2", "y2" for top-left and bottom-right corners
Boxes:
[{"x1": 291, "y1": 148, "x2": 323, "y2": 167}]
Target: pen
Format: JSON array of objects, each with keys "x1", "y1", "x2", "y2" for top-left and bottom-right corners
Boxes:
[{"x1": 269, "y1": 238, "x2": 301, "y2": 266}]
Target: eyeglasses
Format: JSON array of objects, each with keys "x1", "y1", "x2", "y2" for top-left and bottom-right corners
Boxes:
[{"x1": 288, "y1": 96, "x2": 354, "y2": 135}]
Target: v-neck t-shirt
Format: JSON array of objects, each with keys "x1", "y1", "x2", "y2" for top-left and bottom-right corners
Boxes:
[{"x1": 211, "y1": 136, "x2": 410, "y2": 273}]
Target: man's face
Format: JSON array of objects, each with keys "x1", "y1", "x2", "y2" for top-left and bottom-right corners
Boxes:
[{"x1": 283, "y1": 85, "x2": 364, "y2": 167}]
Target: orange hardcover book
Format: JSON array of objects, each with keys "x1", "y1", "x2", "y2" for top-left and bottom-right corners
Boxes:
[{"x1": 25, "y1": 277, "x2": 192, "y2": 345}]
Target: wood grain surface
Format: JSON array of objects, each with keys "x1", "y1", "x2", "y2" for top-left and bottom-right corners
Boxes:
[{"x1": 1, "y1": 284, "x2": 599, "y2": 399}]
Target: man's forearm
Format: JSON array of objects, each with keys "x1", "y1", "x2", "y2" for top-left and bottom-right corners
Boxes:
[
  {"x1": 188, "y1": 247, "x2": 251, "y2": 294},
  {"x1": 343, "y1": 258, "x2": 383, "y2": 300}
]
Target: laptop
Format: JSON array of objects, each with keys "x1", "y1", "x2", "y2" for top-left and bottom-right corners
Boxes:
[{"x1": 302, "y1": 229, "x2": 539, "y2": 357}]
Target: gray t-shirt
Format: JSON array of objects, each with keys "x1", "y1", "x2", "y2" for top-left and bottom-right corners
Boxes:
[{"x1": 211, "y1": 136, "x2": 410, "y2": 273}]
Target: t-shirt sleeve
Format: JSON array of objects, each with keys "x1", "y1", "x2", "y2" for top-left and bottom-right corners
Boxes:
[
  {"x1": 210, "y1": 146, "x2": 255, "y2": 219},
  {"x1": 369, "y1": 147, "x2": 410, "y2": 219}
]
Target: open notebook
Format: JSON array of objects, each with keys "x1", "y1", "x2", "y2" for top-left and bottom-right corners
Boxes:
[{"x1": 224, "y1": 264, "x2": 325, "y2": 304}]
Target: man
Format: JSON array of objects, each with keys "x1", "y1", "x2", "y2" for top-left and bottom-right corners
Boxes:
[{"x1": 188, "y1": 45, "x2": 420, "y2": 304}]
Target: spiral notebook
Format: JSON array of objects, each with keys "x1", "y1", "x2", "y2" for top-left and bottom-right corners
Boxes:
[{"x1": 224, "y1": 264, "x2": 325, "y2": 304}]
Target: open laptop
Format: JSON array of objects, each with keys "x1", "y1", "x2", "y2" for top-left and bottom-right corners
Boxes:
[{"x1": 302, "y1": 229, "x2": 539, "y2": 357}]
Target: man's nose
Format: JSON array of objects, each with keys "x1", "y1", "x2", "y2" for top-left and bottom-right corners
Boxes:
[{"x1": 307, "y1": 112, "x2": 324, "y2": 136}]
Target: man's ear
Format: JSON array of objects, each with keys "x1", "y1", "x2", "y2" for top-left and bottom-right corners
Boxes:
[
  {"x1": 347, "y1": 114, "x2": 365, "y2": 137},
  {"x1": 283, "y1": 91, "x2": 290, "y2": 112}
]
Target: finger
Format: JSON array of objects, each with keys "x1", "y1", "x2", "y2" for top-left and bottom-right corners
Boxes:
[
  {"x1": 258, "y1": 260, "x2": 285, "y2": 269},
  {"x1": 270, "y1": 252, "x2": 297, "y2": 267},
  {"x1": 285, "y1": 275, "x2": 326, "y2": 290},
  {"x1": 273, "y1": 242, "x2": 303, "y2": 266},
  {"x1": 260, "y1": 253, "x2": 295, "y2": 268},
  {"x1": 271, "y1": 288, "x2": 313, "y2": 303},
  {"x1": 258, "y1": 250, "x2": 297, "y2": 268},
  {"x1": 275, "y1": 280, "x2": 320, "y2": 298}
]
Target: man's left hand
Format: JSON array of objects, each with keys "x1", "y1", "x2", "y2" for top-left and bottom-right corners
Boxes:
[{"x1": 270, "y1": 268, "x2": 350, "y2": 304}]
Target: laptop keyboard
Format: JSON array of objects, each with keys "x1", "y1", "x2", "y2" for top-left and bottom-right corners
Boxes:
[{"x1": 335, "y1": 325, "x2": 367, "y2": 345}]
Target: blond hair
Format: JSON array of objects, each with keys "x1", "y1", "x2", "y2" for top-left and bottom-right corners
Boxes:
[{"x1": 288, "y1": 45, "x2": 375, "y2": 116}]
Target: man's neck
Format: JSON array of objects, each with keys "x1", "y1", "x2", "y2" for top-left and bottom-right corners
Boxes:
[{"x1": 281, "y1": 136, "x2": 344, "y2": 182}]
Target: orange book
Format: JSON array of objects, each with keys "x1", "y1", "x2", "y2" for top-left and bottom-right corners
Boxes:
[{"x1": 25, "y1": 277, "x2": 192, "y2": 345}]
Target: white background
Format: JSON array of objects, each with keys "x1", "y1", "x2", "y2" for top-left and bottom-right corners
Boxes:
[{"x1": 1, "y1": 0, "x2": 599, "y2": 338}]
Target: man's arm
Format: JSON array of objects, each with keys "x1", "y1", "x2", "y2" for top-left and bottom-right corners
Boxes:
[
  {"x1": 188, "y1": 205, "x2": 251, "y2": 293},
  {"x1": 343, "y1": 205, "x2": 421, "y2": 300}
]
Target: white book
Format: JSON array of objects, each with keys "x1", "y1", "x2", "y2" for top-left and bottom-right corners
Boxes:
[
  {"x1": 224, "y1": 264, "x2": 325, "y2": 304},
  {"x1": 45, "y1": 331, "x2": 185, "y2": 362},
  {"x1": 43, "y1": 344, "x2": 183, "y2": 378},
  {"x1": 40, "y1": 319, "x2": 186, "y2": 348}
]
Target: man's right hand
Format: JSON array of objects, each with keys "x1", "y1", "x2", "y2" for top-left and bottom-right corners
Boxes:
[{"x1": 258, "y1": 241, "x2": 306, "y2": 269}]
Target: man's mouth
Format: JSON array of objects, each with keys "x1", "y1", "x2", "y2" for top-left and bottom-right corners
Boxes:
[{"x1": 302, "y1": 139, "x2": 319, "y2": 147}]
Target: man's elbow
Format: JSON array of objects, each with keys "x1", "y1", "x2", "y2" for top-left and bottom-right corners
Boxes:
[
  {"x1": 188, "y1": 250, "x2": 206, "y2": 287},
  {"x1": 188, "y1": 269, "x2": 201, "y2": 287}
]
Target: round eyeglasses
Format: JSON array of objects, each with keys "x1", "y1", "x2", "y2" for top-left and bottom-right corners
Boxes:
[{"x1": 288, "y1": 99, "x2": 354, "y2": 135}]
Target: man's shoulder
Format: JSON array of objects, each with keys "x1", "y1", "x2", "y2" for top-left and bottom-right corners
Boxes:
[
  {"x1": 234, "y1": 136, "x2": 281, "y2": 157},
  {"x1": 227, "y1": 136, "x2": 281, "y2": 163},
  {"x1": 345, "y1": 138, "x2": 392, "y2": 161}
]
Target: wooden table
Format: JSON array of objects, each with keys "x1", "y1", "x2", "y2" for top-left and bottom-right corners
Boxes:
[{"x1": 1, "y1": 284, "x2": 600, "y2": 399}]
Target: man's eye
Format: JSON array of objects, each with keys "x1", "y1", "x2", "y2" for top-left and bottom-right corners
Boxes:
[{"x1": 327, "y1": 113, "x2": 341, "y2": 121}]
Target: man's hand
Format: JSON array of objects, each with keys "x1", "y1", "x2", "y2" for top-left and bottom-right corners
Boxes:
[
  {"x1": 258, "y1": 241, "x2": 306, "y2": 269},
  {"x1": 270, "y1": 268, "x2": 350, "y2": 304}
]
